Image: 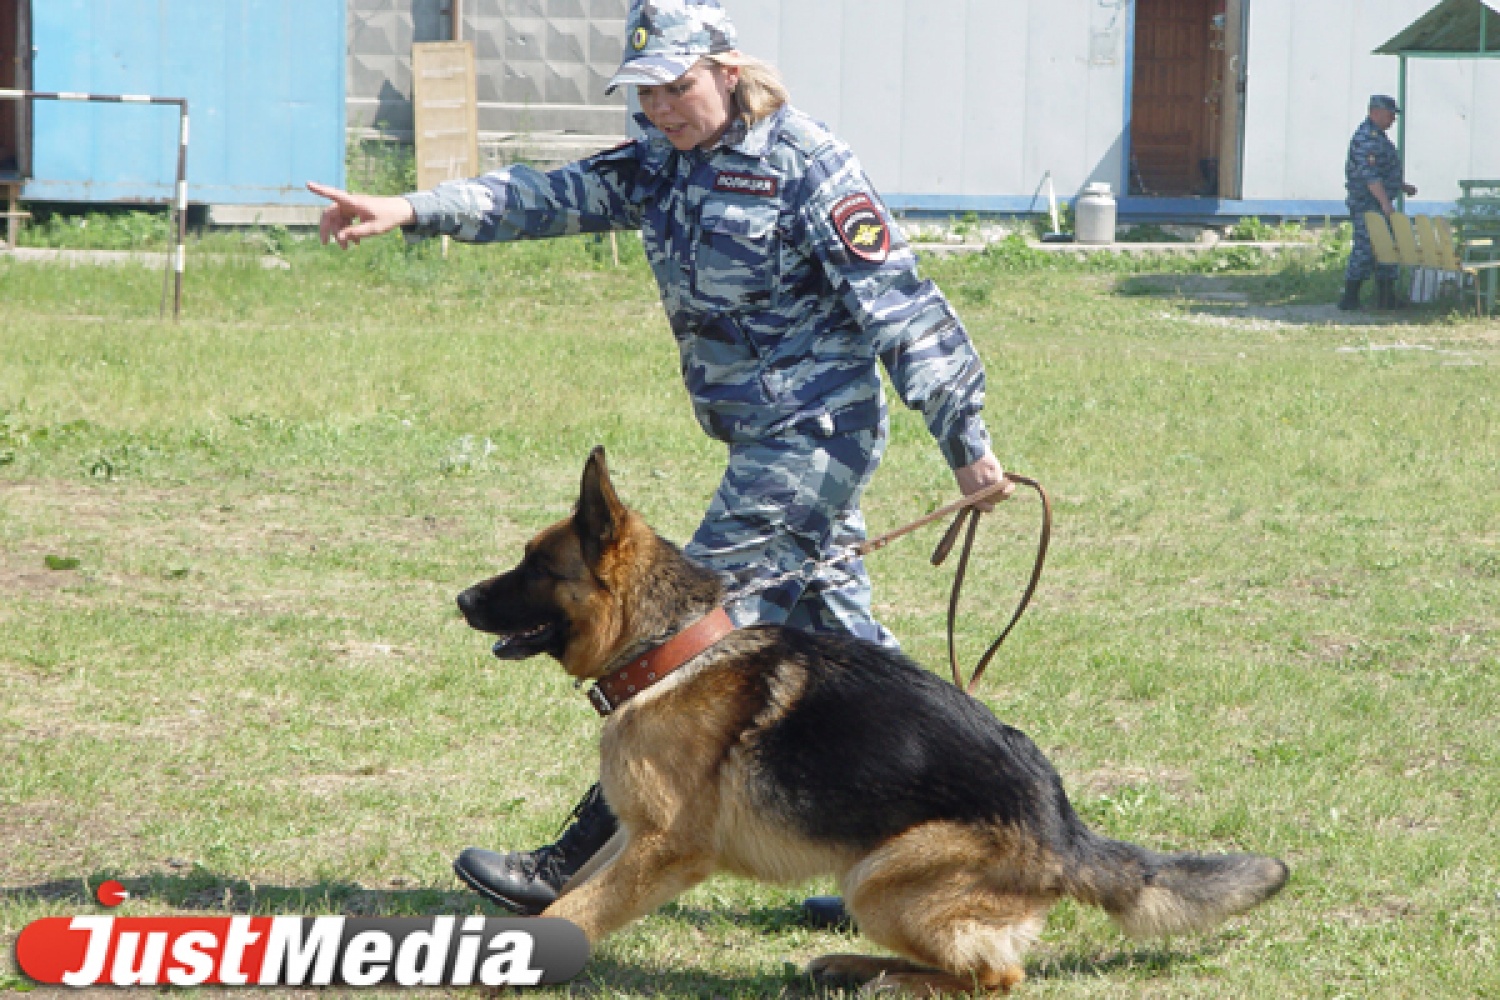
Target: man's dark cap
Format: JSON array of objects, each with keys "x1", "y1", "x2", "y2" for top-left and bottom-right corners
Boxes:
[{"x1": 1370, "y1": 94, "x2": 1401, "y2": 113}]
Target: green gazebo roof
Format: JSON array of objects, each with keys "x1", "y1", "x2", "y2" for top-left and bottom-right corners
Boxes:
[{"x1": 1375, "y1": 0, "x2": 1500, "y2": 56}]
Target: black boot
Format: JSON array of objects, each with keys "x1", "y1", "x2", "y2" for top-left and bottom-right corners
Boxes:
[
  {"x1": 453, "y1": 783, "x2": 617, "y2": 915},
  {"x1": 802, "y1": 894, "x2": 855, "y2": 930},
  {"x1": 1376, "y1": 277, "x2": 1406, "y2": 310},
  {"x1": 1337, "y1": 279, "x2": 1364, "y2": 311}
]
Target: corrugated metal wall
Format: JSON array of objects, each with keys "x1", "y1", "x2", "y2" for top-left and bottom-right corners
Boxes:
[
  {"x1": 711, "y1": 0, "x2": 1129, "y2": 211},
  {"x1": 347, "y1": 0, "x2": 630, "y2": 137},
  {"x1": 341, "y1": 0, "x2": 1494, "y2": 215},
  {"x1": 1242, "y1": 0, "x2": 1499, "y2": 211},
  {"x1": 26, "y1": 0, "x2": 345, "y2": 205}
]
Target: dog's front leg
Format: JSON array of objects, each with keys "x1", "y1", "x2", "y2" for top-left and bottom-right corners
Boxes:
[{"x1": 542, "y1": 830, "x2": 714, "y2": 944}]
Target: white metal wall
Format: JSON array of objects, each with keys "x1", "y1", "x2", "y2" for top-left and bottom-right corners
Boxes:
[
  {"x1": 342, "y1": 0, "x2": 1495, "y2": 212},
  {"x1": 1242, "y1": 0, "x2": 1498, "y2": 208},
  {"x1": 731, "y1": 0, "x2": 1130, "y2": 208},
  {"x1": 739, "y1": 0, "x2": 1493, "y2": 212}
]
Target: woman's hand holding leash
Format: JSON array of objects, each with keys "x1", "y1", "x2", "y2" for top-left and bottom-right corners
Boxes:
[
  {"x1": 955, "y1": 451, "x2": 1014, "y2": 513},
  {"x1": 306, "y1": 181, "x2": 415, "y2": 249}
]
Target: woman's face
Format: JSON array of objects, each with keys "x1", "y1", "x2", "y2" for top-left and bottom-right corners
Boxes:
[{"x1": 637, "y1": 60, "x2": 741, "y2": 151}]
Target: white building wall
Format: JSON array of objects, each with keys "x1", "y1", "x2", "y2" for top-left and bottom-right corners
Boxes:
[
  {"x1": 1242, "y1": 0, "x2": 1494, "y2": 208},
  {"x1": 740, "y1": 0, "x2": 1492, "y2": 213},
  {"x1": 345, "y1": 0, "x2": 1495, "y2": 213},
  {"x1": 732, "y1": 0, "x2": 1129, "y2": 209}
]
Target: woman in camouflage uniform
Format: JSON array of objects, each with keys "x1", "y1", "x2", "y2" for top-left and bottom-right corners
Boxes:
[{"x1": 311, "y1": 0, "x2": 1007, "y2": 926}]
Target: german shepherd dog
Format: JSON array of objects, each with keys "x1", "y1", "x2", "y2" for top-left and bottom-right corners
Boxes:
[{"x1": 457, "y1": 448, "x2": 1288, "y2": 994}]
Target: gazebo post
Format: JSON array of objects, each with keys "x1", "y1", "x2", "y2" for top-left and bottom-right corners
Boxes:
[{"x1": 1397, "y1": 54, "x2": 1409, "y2": 211}]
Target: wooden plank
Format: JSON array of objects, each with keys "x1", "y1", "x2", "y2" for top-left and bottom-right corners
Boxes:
[{"x1": 413, "y1": 41, "x2": 480, "y2": 190}]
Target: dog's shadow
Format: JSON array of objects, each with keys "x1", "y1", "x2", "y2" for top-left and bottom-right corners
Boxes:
[
  {"x1": 0, "y1": 872, "x2": 476, "y2": 917},
  {"x1": 3, "y1": 875, "x2": 1204, "y2": 993}
]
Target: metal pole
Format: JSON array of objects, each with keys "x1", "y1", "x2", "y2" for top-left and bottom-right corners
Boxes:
[
  {"x1": 172, "y1": 104, "x2": 188, "y2": 320},
  {"x1": 1397, "y1": 55, "x2": 1408, "y2": 212},
  {"x1": 0, "y1": 89, "x2": 188, "y2": 318}
]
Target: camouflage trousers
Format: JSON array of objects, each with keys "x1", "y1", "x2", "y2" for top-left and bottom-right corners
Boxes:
[
  {"x1": 684, "y1": 423, "x2": 900, "y2": 650},
  {"x1": 1346, "y1": 201, "x2": 1399, "y2": 282}
]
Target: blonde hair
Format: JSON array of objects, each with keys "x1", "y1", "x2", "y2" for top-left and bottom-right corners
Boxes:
[{"x1": 706, "y1": 53, "x2": 789, "y2": 128}]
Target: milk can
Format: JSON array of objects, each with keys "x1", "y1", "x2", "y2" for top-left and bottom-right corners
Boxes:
[{"x1": 1075, "y1": 181, "x2": 1117, "y2": 245}]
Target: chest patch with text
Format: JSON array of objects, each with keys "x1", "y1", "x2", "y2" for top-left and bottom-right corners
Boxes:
[
  {"x1": 831, "y1": 192, "x2": 890, "y2": 264},
  {"x1": 714, "y1": 172, "x2": 780, "y2": 197}
]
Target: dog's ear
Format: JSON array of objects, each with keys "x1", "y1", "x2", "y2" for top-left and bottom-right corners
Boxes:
[{"x1": 576, "y1": 445, "x2": 626, "y2": 566}]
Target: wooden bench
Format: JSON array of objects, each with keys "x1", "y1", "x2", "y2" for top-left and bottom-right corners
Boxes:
[{"x1": 1364, "y1": 211, "x2": 1500, "y2": 315}]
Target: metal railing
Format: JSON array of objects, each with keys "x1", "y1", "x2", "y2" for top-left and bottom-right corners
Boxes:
[{"x1": 0, "y1": 89, "x2": 189, "y2": 319}]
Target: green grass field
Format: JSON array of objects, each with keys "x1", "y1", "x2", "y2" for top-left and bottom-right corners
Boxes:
[{"x1": 1, "y1": 229, "x2": 1497, "y2": 997}]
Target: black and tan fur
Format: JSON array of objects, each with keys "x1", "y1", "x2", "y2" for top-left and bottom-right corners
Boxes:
[{"x1": 456, "y1": 447, "x2": 1288, "y2": 994}]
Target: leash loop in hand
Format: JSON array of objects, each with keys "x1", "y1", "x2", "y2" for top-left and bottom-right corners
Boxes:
[
  {"x1": 920, "y1": 475, "x2": 1052, "y2": 694},
  {"x1": 831, "y1": 474, "x2": 1052, "y2": 695}
]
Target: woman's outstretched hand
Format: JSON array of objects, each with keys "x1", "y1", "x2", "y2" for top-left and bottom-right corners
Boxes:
[{"x1": 307, "y1": 181, "x2": 416, "y2": 248}]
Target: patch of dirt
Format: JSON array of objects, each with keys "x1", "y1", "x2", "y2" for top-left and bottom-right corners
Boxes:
[
  {"x1": 1327, "y1": 897, "x2": 1418, "y2": 927},
  {"x1": 1124, "y1": 273, "x2": 1500, "y2": 338},
  {"x1": 1074, "y1": 762, "x2": 1196, "y2": 799}
]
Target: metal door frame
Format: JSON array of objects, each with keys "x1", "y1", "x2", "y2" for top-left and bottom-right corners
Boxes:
[{"x1": 2, "y1": 0, "x2": 30, "y2": 177}]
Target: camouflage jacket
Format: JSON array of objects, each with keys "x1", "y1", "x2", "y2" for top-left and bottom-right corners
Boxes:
[
  {"x1": 404, "y1": 106, "x2": 992, "y2": 469},
  {"x1": 1345, "y1": 118, "x2": 1403, "y2": 206}
]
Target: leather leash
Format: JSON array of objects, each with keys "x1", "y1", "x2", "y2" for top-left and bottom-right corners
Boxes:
[
  {"x1": 855, "y1": 474, "x2": 1051, "y2": 695},
  {"x1": 585, "y1": 474, "x2": 1051, "y2": 712}
]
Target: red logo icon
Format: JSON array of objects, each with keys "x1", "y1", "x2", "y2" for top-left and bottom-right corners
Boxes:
[{"x1": 95, "y1": 881, "x2": 129, "y2": 907}]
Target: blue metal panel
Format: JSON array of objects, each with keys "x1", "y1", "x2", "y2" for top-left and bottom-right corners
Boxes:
[{"x1": 25, "y1": 0, "x2": 345, "y2": 205}]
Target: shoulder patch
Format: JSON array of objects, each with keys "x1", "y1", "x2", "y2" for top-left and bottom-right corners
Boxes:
[
  {"x1": 831, "y1": 192, "x2": 890, "y2": 264},
  {"x1": 714, "y1": 171, "x2": 780, "y2": 198}
]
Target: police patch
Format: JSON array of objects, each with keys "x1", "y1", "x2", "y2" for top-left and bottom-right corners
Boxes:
[
  {"x1": 714, "y1": 171, "x2": 779, "y2": 197},
  {"x1": 631, "y1": 26, "x2": 649, "y2": 51},
  {"x1": 832, "y1": 192, "x2": 890, "y2": 264}
]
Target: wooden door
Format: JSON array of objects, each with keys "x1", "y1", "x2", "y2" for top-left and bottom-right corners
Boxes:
[{"x1": 1130, "y1": 0, "x2": 1216, "y2": 197}]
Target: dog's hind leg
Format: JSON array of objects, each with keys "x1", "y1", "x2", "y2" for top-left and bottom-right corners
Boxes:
[
  {"x1": 542, "y1": 831, "x2": 714, "y2": 944},
  {"x1": 818, "y1": 824, "x2": 1055, "y2": 994}
]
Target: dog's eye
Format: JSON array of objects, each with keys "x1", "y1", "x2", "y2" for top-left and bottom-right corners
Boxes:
[{"x1": 530, "y1": 557, "x2": 566, "y2": 581}]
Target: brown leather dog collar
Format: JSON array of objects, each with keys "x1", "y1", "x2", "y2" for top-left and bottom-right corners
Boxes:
[{"x1": 586, "y1": 607, "x2": 736, "y2": 717}]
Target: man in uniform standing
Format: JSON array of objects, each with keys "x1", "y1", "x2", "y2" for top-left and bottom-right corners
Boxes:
[{"x1": 1339, "y1": 94, "x2": 1418, "y2": 311}]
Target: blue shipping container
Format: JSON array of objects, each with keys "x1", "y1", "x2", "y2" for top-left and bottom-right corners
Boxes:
[{"x1": 25, "y1": 0, "x2": 344, "y2": 205}]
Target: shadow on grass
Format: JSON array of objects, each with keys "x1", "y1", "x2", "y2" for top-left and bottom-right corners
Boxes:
[
  {"x1": 2, "y1": 875, "x2": 1205, "y2": 993},
  {"x1": 1116, "y1": 272, "x2": 1476, "y2": 326},
  {"x1": 1027, "y1": 942, "x2": 1214, "y2": 982},
  {"x1": 1, "y1": 872, "x2": 483, "y2": 917}
]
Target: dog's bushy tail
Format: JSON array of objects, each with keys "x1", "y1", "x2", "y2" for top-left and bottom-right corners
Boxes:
[{"x1": 1065, "y1": 833, "x2": 1289, "y2": 938}]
